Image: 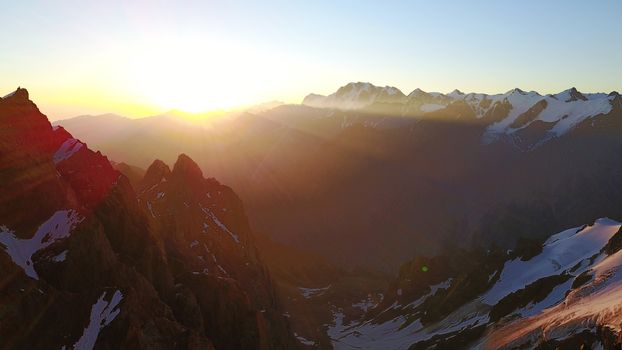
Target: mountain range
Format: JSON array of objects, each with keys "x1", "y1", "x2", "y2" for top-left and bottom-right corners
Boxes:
[
  {"x1": 0, "y1": 88, "x2": 296, "y2": 349},
  {"x1": 56, "y1": 82, "x2": 622, "y2": 270},
  {"x1": 5, "y1": 83, "x2": 622, "y2": 349},
  {"x1": 302, "y1": 82, "x2": 619, "y2": 149}
]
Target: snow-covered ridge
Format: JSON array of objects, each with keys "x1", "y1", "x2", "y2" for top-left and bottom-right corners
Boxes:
[
  {"x1": 481, "y1": 225, "x2": 622, "y2": 348},
  {"x1": 419, "y1": 103, "x2": 445, "y2": 113},
  {"x1": 482, "y1": 218, "x2": 621, "y2": 305},
  {"x1": 294, "y1": 332, "x2": 316, "y2": 347},
  {"x1": 328, "y1": 217, "x2": 622, "y2": 349},
  {"x1": 482, "y1": 88, "x2": 615, "y2": 144},
  {"x1": 0, "y1": 210, "x2": 84, "y2": 279},
  {"x1": 302, "y1": 82, "x2": 406, "y2": 110},
  {"x1": 301, "y1": 83, "x2": 618, "y2": 146}
]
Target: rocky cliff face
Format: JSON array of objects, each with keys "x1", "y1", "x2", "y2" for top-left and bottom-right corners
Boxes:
[
  {"x1": 0, "y1": 88, "x2": 296, "y2": 349},
  {"x1": 137, "y1": 154, "x2": 295, "y2": 349}
]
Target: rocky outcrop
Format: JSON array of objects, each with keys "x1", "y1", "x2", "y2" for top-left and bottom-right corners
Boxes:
[
  {"x1": 0, "y1": 88, "x2": 296, "y2": 349},
  {"x1": 111, "y1": 161, "x2": 145, "y2": 189},
  {"x1": 327, "y1": 219, "x2": 622, "y2": 349},
  {"x1": 138, "y1": 154, "x2": 296, "y2": 349}
]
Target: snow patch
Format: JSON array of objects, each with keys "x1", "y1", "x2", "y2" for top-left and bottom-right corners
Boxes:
[
  {"x1": 53, "y1": 138, "x2": 83, "y2": 164},
  {"x1": 73, "y1": 290, "x2": 123, "y2": 350},
  {"x1": 328, "y1": 302, "x2": 488, "y2": 350},
  {"x1": 51, "y1": 250, "x2": 68, "y2": 262},
  {"x1": 420, "y1": 103, "x2": 445, "y2": 113},
  {"x1": 353, "y1": 296, "x2": 377, "y2": 312},
  {"x1": 146, "y1": 201, "x2": 155, "y2": 218},
  {"x1": 200, "y1": 205, "x2": 240, "y2": 243},
  {"x1": 294, "y1": 333, "x2": 316, "y2": 346},
  {"x1": 403, "y1": 278, "x2": 453, "y2": 310},
  {"x1": 299, "y1": 285, "x2": 331, "y2": 299},
  {"x1": 0, "y1": 210, "x2": 83, "y2": 279}
]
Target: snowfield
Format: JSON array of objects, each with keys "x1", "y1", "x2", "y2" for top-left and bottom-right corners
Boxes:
[
  {"x1": 482, "y1": 218, "x2": 621, "y2": 305},
  {"x1": 327, "y1": 217, "x2": 622, "y2": 349},
  {"x1": 481, "y1": 249, "x2": 622, "y2": 349}
]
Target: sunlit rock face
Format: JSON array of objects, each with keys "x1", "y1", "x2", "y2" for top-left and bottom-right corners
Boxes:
[{"x1": 0, "y1": 88, "x2": 296, "y2": 349}]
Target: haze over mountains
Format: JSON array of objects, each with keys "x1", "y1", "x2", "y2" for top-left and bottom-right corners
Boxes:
[
  {"x1": 57, "y1": 82, "x2": 622, "y2": 270},
  {"x1": 0, "y1": 88, "x2": 296, "y2": 349},
  {"x1": 5, "y1": 82, "x2": 622, "y2": 349},
  {"x1": 5, "y1": 0, "x2": 622, "y2": 347},
  {"x1": 302, "y1": 82, "x2": 618, "y2": 146}
]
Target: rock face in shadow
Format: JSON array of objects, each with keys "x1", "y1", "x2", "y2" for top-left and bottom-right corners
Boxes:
[{"x1": 0, "y1": 89, "x2": 296, "y2": 349}]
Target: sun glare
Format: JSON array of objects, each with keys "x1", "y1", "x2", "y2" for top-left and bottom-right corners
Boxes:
[{"x1": 122, "y1": 37, "x2": 288, "y2": 114}]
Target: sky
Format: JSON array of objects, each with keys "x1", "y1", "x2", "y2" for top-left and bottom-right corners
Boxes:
[{"x1": 1, "y1": 0, "x2": 621, "y2": 120}]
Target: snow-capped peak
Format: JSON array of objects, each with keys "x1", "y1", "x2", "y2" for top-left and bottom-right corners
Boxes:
[
  {"x1": 447, "y1": 89, "x2": 465, "y2": 98},
  {"x1": 407, "y1": 88, "x2": 430, "y2": 98},
  {"x1": 300, "y1": 83, "x2": 618, "y2": 147},
  {"x1": 302, "y1": 82, "x2": 406, "y2": 110},
  {"x1": 552, "y1": 87, "x2": 587, "y2": 102},
  {"x1": 505, "y1": 87, "x2": 527, "y2": 95}
]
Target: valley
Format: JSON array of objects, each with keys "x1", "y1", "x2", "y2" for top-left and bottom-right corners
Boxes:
[{"x1": 4, "y1": 83, "x2": 622, "y2": 348}]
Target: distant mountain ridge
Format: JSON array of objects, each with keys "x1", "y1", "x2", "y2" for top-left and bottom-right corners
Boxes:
[
  {"x1": 6, "y1": 84, "x2": 622, "y2": 348},
  {"x1": 302, "y1": 82, "x2": 407, "y2": 110},
  {"x1": 303, "y1": 82, "x2": 620, "y2": 148},
  {"x1": 54, "y1": 82, "x2": 622, "y2": 273}
]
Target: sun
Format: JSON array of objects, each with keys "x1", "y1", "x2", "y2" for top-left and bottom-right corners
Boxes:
[
  {"x1": 121, "y1": 37, "x2": 287, "y2": 114},
  {"x1": 126, "y1": 46, "x2": 236, "y2": 112}
]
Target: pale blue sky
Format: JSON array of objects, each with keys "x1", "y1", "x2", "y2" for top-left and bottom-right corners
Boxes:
[{"x1": 1, "y1": 0, "x2": 620, "y2": 119}]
